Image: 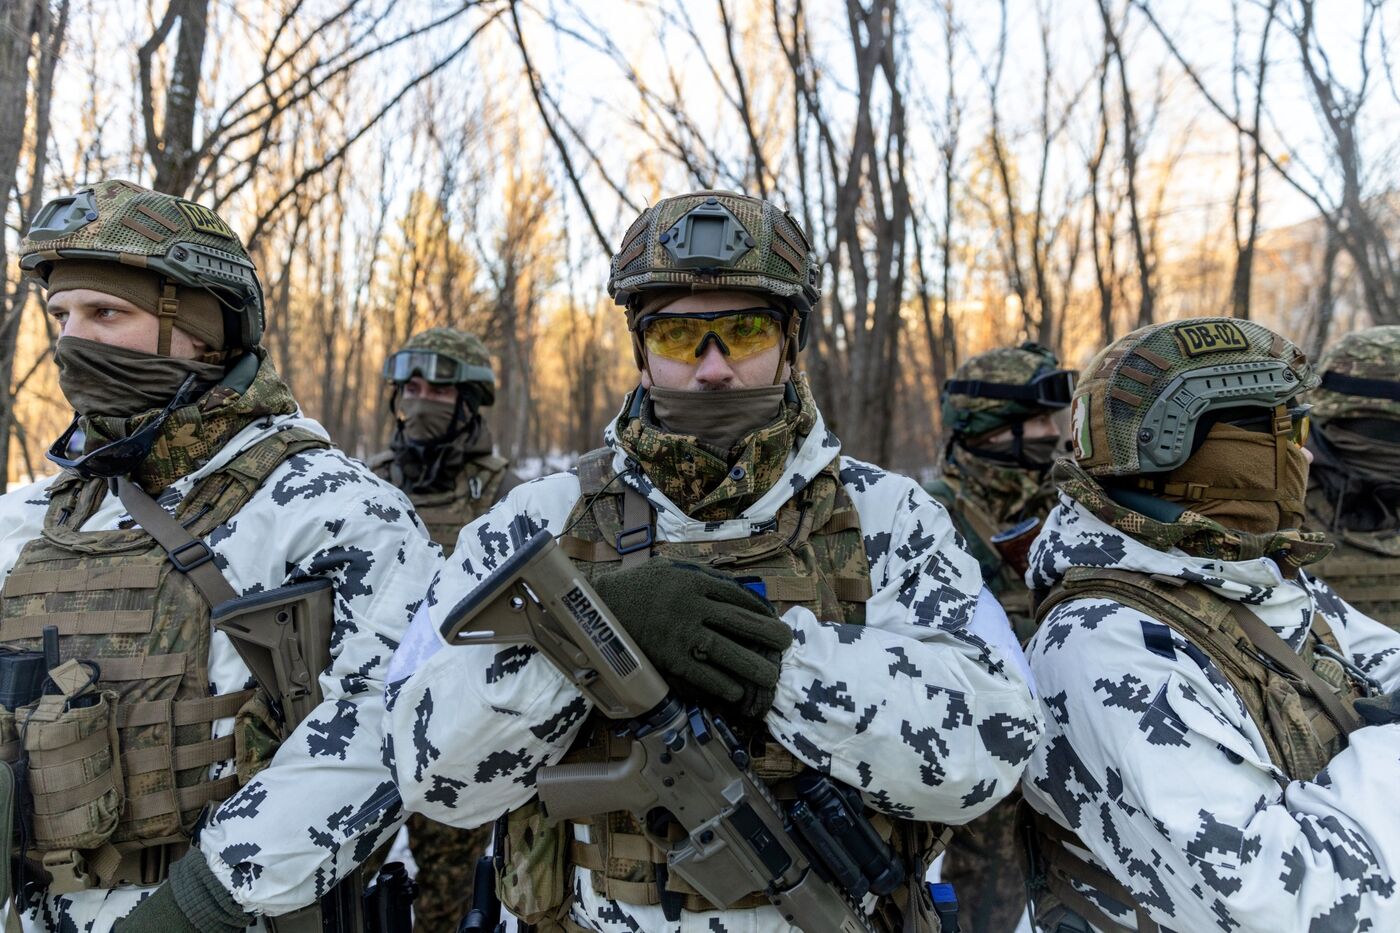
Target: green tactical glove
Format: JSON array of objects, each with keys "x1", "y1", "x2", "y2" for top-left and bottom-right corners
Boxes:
[
  {"x1": 592, "y1": 558, "x2": 794, "y2": 720},
  {"x1": 1355, "y1": 691, "x2": 1400, "y2": 726},
  {"x1": 115, "y1": 851, "x2": 254, "y2": 933}
]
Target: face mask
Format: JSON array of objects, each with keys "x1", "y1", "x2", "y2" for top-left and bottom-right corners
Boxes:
[
  {"x1": 965, "y1": 434, "x2": 1062, "y2": 470},
  {"x1": 399, "y1": 396, "x2": 459, "y2": 443},
  {"x1": 649, "y1": 384, "x2": 787, "y2": 452},
  {"x1": 54, "y1": 336, "x2": 223, "y2": 418},
  {"x1": 1160, "y1": 423, "x2": 1310, "y2": 533}
]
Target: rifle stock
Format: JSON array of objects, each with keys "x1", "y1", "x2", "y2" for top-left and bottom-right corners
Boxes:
[{"x1": 440, "y1": 532, "x2": 879, "y2": 933}]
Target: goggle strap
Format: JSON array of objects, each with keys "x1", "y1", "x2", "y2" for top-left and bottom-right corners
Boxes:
[
  {"x1": 1320, "y1": 371, "x2": 1400, "y2": 402},
  {"x1": 943, "y1": 370, "x2": 1074, "y2": 406}
]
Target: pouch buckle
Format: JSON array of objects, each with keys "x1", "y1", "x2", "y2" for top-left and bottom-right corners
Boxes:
[{"x1": 41, "y1": 848, "x2": 93, "y2": 894}]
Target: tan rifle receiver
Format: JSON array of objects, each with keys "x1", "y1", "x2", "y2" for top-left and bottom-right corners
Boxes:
[{"x1": 440, "y1": 531, "x2": 880, "y2": 933}]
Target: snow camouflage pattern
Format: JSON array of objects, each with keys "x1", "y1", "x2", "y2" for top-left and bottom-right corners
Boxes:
[
  {"x1": 0, "y1": 413, "x2": 440, "y2": 932},
  {"x1": 384, "y1": 387, "x2": 1043, "y2": 933},
  {"x1": 1020, "y1": 467, "x2": 1400, "y2": 932}
]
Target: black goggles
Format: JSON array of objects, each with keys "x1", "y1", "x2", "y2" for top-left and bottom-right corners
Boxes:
[
  {"x1": 943, "y1": 368, "x2": 1077, "y2": 410},
  {"x1": 383, "y1": 349, "x2": 493, "y2": 385},
  {"x1": 46, "y1": 374, "x2": 199, "y2": 479}
]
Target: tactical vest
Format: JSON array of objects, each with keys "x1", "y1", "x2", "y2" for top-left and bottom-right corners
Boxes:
[
  {"x1": 925, "y1": 477, "x2": 1035, "y2": 639},
  {"x1": 0, "y1": 427, "x2": 327, "y2": 892},
  {"x1": 371, "y1": 452, "x2": 514, "y2": 554},
  {"x1": 497, "y1": 449, "x2": 944, "y2": 931},
  {"x1": 1022, "y1": 567, "x2": 1367, "y2": 933}
]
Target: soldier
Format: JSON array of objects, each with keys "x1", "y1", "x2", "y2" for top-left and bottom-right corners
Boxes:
[
  {"x1": 928, "y1": 342, "x2": 1075, "y2": 639},
  {"x1": 1304, "y1": 325, "x2": 1400, "y2": 629},
  {"x1": 382, "y1": 189, "x2": 1043, "y2": 932},
  {"x1": 369, "y1": 328, "x2": 520, "y2": 932},
  {"x1": 0, "y1": 180, "x2": 438, "y2": 932},
  {"x1": 1019, "y1": 316, "x2": 1400, "y2": 932},
  {"x1": 928, "y1": 343, "x2": 1074, "y2": 933}
]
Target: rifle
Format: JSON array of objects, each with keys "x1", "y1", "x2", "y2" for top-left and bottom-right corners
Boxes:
[
  {"x1": 439, "y1": 531, "x2": 881, "y2": 933},
  {"x1": 213, "y1": 582, "x2": 412, "y2": 933}
]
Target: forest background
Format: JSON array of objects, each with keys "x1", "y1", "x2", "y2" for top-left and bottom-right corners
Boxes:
[{"x1": 3, "y1": 0, "x2": 1399, "y2": 484}]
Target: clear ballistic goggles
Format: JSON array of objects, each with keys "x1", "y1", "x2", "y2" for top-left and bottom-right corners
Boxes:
[
  {"x1": 943, "y1": 367, "x2": 1077, "y2": 410},
  {"x1": 382, "y1": 349, "x2": 492, "y2": 385},
  {"x1": 637, "y1": 308, "x2": 787, "y2": 363}
]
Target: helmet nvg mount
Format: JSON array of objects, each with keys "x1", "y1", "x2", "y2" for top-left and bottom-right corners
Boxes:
[
  {"x1": 1070, "y1": 317, "x2": 1317, "y2": 477},
  {"x1": 608, "y1": 190, "x2": 822, "y2": 351},
  {"x1": 19, "y1": 180, "x2": 264, "y2": 352}
]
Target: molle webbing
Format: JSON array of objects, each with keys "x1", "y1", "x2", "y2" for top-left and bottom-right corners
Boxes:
[{"x1": 0, "y1": 426, "x2": 328, "y2": 885}]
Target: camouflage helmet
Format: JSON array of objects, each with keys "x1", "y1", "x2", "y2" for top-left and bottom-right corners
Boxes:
[
  {"x1": 1310, "y1": 325, "x2": 1400, "y2": 424},
  {"x1": 608, "y1": 190, "x2": 821, "y2": 348},
  {"x1": 1070, "y1": 317, "x2": 1317, "y2": 477},
  {"x1": 942, "y1": 342, "x2": 1074, "y2": 438},
  {"x1": 18, "y1": 180, "x2": 263, "y2": 350},
  {"x1": 383, "y1": 327, "x2": 495, "y2": 405}
]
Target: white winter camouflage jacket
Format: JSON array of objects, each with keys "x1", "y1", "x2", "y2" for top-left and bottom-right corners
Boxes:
[
  {"x1": 1022, "y1": 492, "x2": 1400, "y2": 933},
  {"x1": 384, "y1": 396, "x2": 1043, "y2": 933},
  {"x1": 0, "y1": 413, "x2": 441, "y2": 932}
]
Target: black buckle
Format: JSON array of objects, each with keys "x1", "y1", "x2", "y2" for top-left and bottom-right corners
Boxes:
[
  {"x1": 169, "y1": 539, "x2": 214, "y2": 572},
  {"x1": 615, "y1": 524, "x2": 653, "y2": 556}
]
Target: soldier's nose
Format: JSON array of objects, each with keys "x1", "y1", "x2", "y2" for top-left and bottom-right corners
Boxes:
[{"x1": 693, "y1": 342, "x2": 736, "y2": 389}]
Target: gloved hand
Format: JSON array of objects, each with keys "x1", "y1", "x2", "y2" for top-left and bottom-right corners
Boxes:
[
  {"x1": 114, "y1": 852, "x2": 253, "y2": 933},
  {"x1": 592, "y1": 558, "x2": 794, "y2": 719},
  {"x1": 1355, "y1": 691, "x2": 1400, "y2": 726}
]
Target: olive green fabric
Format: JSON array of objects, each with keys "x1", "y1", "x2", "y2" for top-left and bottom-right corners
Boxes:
[
  {"x1": 1069, "y1": 317, "x2": 1316, "y2": 478},
  {"x1": 608, "y1": 191, "x2": 821, "y2": 317},
  {"x1": 20, "y1": 179, "x2": 263, "y2": 351},
  {"x1": 54, "y1": 337, "x2": 224, "y2": 419},
  {"x1": 80, "y1": 349, "x2": 298, "y2": 494},
  {"x1": 0, "y1": 425, "x2": 327, "y2": 888},
  {"x1": 111, "y1": 875, "x2": 199, "y2": 933},
  {"x1": 398, "y1": 397, "x2": 458, "y2": 443},
  {"x1": 47, "y1": 260, "x2": 225, "y2": 352},
  {"x1": 592, "y1": 558, "x2": 792, "y2": 719},
  {"x1": 114, "y1": 852, "x2": 250, "y2": 933},
  {"x1": 649, "y1": 384, "x2": 787, "y2": 451},
  {"x1": 614, "y1": 374, "x2": 817, "y2": 521},
  {"x1": 943, "y1": 342, "x2": 1061, "y2": 439}
]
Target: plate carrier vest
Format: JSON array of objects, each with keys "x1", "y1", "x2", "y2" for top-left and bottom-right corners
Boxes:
[
  {"x1": 370, "y1": 452, "x2": 516, "y2": 554},
  {"x1": 494, "y1": 448, "x2": 948, "y2": 931}
]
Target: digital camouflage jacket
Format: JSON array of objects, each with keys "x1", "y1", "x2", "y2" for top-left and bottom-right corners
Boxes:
[
  {"x1": 383, "y1": 390, "x2": 1043, "y2": 933},
  {"x1": 1020, "y1": 476, "x2": 1400, "y2": 932},
  {"x1": 0, "y1": 412, "x2": 441, "y2": 932}
]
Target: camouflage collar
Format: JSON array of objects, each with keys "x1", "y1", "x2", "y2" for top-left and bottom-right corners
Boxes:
[
  {"x1": 613, "y1": 376, "x2": 818, "y2": 522},
  {"x1": 79, "y1": 349, "x2": 298, "y2": 493},
  {"x1": 945, "y1": 449, "x2": 1056, "y2": 527},
  {"x1": 1054, "y1": 459, "x2": 1333, "y2": 575}
]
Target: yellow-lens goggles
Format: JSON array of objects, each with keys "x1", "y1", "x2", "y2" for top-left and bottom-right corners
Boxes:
[{"x1": 639, "y1": 309, "x2": 786, "y2": 363}]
